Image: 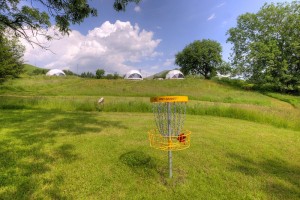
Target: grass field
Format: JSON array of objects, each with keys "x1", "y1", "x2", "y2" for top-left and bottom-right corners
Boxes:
[{"x1": 0, "y1": 76, "x2": 300, "y2": 199}]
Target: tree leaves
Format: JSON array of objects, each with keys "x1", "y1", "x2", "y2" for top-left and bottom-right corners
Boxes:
[
  {"x1": 227, "y1": 2, "x2": 300, "y2": 93},
  {"x1": 0, "y1": 35, "x2": 24, "y2": 83},
  {"x1": 0, "y1": 0, "x2": 140, "y2": 47},
  {"x1": 175, "y1": 39, "x2": 222, "y2": 79}
]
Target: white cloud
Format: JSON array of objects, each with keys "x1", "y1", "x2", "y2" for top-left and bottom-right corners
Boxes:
[
  {"x1": 207, "y1": 13, "x2": 216, "y2": 21},
  {"x1": 217, "y1": 2, "x2": 226, "y2": 8},
  {"x1": 134, "y1": 6, "x2": 141, "y2": 12},
  {"x1": 163, "y1": 58, "x2": 175, "y2": 67},
  {"x1": 22, "y1": 20, "x2": 161, "y2": 75}
]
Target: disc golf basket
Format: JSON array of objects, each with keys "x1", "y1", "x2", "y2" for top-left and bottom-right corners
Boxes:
[{"x1": 148, "y1": 96, "x2": 191, "y2": 178}]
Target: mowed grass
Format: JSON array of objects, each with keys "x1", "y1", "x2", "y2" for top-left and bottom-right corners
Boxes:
[
  {"x1": 1, "y1": 76, "x2": 300, "y2": 199},
  {"x1": 0, "y1": 110, "x2": 299, "y2": 199}
]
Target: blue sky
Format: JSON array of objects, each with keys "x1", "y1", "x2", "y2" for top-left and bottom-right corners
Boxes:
[{"x1": 23, "y1": 0, "x2": 293, "y2": 76}]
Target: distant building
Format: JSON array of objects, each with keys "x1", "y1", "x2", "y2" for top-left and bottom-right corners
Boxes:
[
  {"x1": 46, "y1": 69, "x2": 66, "y2": 76},
  {"x1": 124, "y1": 70, "x2": 143, "y2": 80},
  {"x1": 165, "y1": 70, "x2": 184, "y2": 79}
]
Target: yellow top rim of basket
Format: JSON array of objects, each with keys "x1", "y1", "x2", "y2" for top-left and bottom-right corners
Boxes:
[{"x1": 150, "y1": 96, "x2": 188, "y2": 103}]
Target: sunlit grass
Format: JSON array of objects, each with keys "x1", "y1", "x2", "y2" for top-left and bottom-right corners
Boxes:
[
  {"x1": 0, "y1": 76, "x2": 280, "y2": 106},
  {"x1": 1, "y1": 76, "x2": 300, "y2": 199},
  {"x1": 0, "y1": 111, "x2": 299, "y2": 199},
  {"x1": 1, "y1": 95, "x2": 299, "y2": 131}
]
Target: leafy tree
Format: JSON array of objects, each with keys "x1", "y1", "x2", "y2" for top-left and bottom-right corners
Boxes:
[
  {"x1": 63, "y1": 69, "x2": 77, "y2": 76},
  {"x1": 217, "y1": 61, "x2": 232, "y2": 76},
  {"x1": 227, "y1": 2, "x2": 300, "y2": 93},
  {"x1": 0, "y1": 0, "x2": 140, "y2": 46},
  {"x1": 105, "y1": 74, "x2": 114, "y2": 80},
  {"x1": 31, "y1": 68, "x2": 48, "y2": 75},
  {"x1": 0, "y1": 35, "x2": 24, "y2": 83},
  {"x1": 80, "y1": 72, "x2": 95, "y2": 78},
  {"x1": 175, "y1": 39, "x2": 222, "y2": 79},
  {"x1": 112, "y1": 72, "x2": 121, "y2": 79},
  {"x1": 96, "y1": 69, "x2": 105, "y2": 79}
]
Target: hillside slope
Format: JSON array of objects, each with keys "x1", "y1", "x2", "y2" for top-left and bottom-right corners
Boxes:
[{"x1": 0, "y1": 76, "x2": 299, "y2": 130}]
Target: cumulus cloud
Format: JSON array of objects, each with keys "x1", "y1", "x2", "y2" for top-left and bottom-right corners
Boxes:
[
  {"x1": 134, "y1": 6, "x2": 141, "y2": 12},
  {"x1": 22, "y1": 20, "x2": 161, "y2": 75},
  {"x1": 207, "y1": 13, "x2": 216, "y2": 21}
]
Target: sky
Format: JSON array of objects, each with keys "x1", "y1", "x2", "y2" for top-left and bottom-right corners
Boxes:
[{"x1": 22, "y1": 0, "x2": 293, "y2": 76}]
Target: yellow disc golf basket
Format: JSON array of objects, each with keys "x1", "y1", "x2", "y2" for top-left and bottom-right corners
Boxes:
[{"x1": 148, "y1": 96, "x2": 191, "y2": 178}]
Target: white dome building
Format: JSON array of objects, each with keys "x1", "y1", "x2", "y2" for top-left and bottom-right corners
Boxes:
[
  {"x1": 165, "y1": 70, "x2": 184, "y2": 79},
  {"x1": 124, "y1": 70, "x2": 143, "y2": 80},
  {"x1": 46, "y1": 69, "x2": 66, "y2": 76}
]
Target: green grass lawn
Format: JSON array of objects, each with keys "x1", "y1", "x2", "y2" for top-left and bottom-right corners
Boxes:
[
  {"x1": 0, "y1": 76, "x2": 300, "y2": 199},
  {"x1": 0, "y1": 110, "x2": 299, "y2": 199}
]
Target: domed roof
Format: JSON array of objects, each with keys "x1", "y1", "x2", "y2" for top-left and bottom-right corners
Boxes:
[
  {"x1": 165, "y1": 70, "x2": 184, "y2": 79},
  {"x1": 124, "y1": 70, "x2": 143, "y2": 80},
  {"x1": 46, "y1": 69, "x2": 66, "y2": 76}
]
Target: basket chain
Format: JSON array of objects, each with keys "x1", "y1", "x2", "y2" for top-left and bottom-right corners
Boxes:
[{"x1": 153, "y1": 102, "x2": 186, "y2": 137}]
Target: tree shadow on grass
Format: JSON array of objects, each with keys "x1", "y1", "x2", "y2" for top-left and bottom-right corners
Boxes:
[
  {"x1": 119, "y1": 150, "x2": 187, "y2": 186},
  {"x1": 227, "y1": 153, "x2": 300, "y2": 199},
  {"x1": 46, "y1": 111, "x2": 127, "y2": 135},
  {"x1": 0, "y1": 110, "x2": 127, "y2": 199},
  {"x1": 120, "y1": 151, "x2": 157, "y2": 175}
]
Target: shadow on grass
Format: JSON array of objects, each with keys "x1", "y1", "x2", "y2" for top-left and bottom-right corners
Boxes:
[
  {"x1": 120, "y1": 151, "x2": 157, "y2": 174},
  {"x1": 228, "y1": 153, "x2": 300, "y2": 199},
  {"x1": 119, "y1": 150, "x2": 187, "y2": 186},
  {"x1": 0, "y1": 110, "x2": 127, "y2": 199}
]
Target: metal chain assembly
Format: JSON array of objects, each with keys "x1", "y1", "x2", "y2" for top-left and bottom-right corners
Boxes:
[{"x1": 152, "y1": 101, "x2": 186, "y2": 137}]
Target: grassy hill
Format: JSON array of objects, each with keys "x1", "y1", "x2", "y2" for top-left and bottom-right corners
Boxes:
[
  {"x1": 22, "y1": 64, "x2": 46, "y2": 75},
  {"x1": 0, "y1": 76, "x2": 299, "y2": 199},
  {"x1": 1, "y1": 76, "x2": 299, "y2": 130}
]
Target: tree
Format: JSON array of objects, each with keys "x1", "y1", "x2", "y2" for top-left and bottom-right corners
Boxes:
[
  {"x1": 0, "y1": 35, "x2": 24, "y2": 83},
  {"x1": 227, "y1": 2, "x2": 300, "y2": 93},
  {"x1": 31, "y1": 68, "x2": 48, "y2": 75},
  {"x1": 105, "y1": 74, "x2": 114, "y2": 80},
  {"x1": 96, "y1": 69, "x2": 105, "y2": 79},
  {"x1": 63, "y1": 69, "x2": 77, "y2": 76},
  {"x1": 175, "y1": 39, "x2": 222, "y2": 79},
  {"x1": 217, "y1": 61, "x2": 232, "y2": 76},
  {"x1": 0, "y1": 0, "x2": 140, "y2": 47},
  {"x1": 80, "y1": 72, "x2": 95, "y2": 78}
]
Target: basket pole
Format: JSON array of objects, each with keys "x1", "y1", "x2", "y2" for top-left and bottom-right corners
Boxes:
[{"x1": 167, "y1": 102, "x2": 172, "y2": 178}]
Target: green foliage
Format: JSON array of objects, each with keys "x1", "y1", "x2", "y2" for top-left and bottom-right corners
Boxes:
[
  {"x1": 0, "y1": 0, "x2": 140, "y2": 46},
  {"x1": 31, "y1": 68, "x2": 49, "y2": 75},
  {"x1": 175, "y1": 39, "x2": 222, "y2": 79},
  {"x1": 113, "y1": 0, "x2": 141, "y2": 11},
  {"x1": 217, "y1": 61, "x2": 232, "y2": 76},
  {"x1": 63, "y1": 70, "x2": 77, "y2": 76},
  {"x1": 0, "y1": 35, "x2": 24, "y2": 83},
  {"x1": 96, "y1": 69, "x2": 105, "y2": 79},
  {"x1": 106, "y1": 73, "x2": 121, "y2": 79},
  {"x1": 80, "y1": 72, "x2": 95, "y2": 78},
  {"x1": 227, "y1": 2, "x2": 300, "y2": 93}
]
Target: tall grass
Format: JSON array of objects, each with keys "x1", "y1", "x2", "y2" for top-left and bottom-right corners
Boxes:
[
  {"x1": 1, "y1": 95, "x2": 299, "y2": 131},
  {"x1": 266, "y1": 92, "x2": 300, "y2": 108},
  {"x1": 0, "y1": 77, "x2": 276, "y2": 106}
]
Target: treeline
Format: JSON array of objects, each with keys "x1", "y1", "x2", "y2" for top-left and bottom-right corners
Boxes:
[
  {"x1": 30, "y1": 68, "x2": 123, "y2": 79},
  {"x1": 80, "y1": 69, "x2": 122, "y2": 79}
]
